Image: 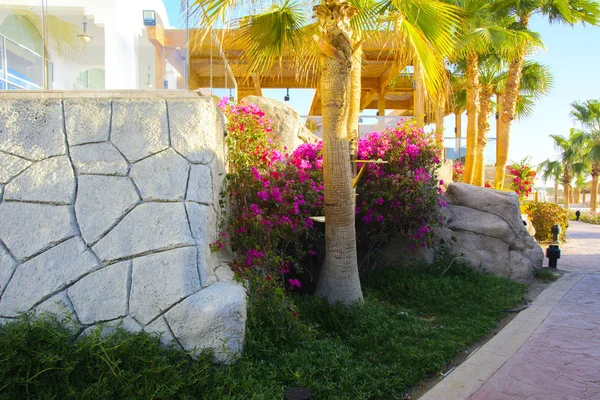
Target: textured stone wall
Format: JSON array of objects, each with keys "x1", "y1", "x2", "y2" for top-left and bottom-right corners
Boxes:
[{"x1": 0, "y1": 95, "x2": 246, "y2": 362}]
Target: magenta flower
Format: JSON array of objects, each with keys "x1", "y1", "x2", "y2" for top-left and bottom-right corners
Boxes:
[{"x1": 288, "y1": 279, "x2": 302, "y2": 289}]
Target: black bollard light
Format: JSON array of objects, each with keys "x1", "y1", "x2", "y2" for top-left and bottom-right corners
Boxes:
[
  {"x1": 545, "y1": 224, "x2": 561, "y2": 269},
  {"x1": 284, "y1": 387, "x2": 313, "y2": 400}
]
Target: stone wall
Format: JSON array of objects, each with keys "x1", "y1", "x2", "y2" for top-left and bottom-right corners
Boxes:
[{"x1": 0, "y1": 93, "x2": 245, "y2": 362}]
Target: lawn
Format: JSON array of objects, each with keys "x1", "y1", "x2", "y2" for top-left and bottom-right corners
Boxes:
[{"x1": 0, "y1": 260, "x2": 525, "y2": 399}]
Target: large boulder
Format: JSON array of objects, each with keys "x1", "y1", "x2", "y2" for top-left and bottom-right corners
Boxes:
[
  {"x1": 242, "y1": 96, "x2": 319, "y2": 151},
  {"x1": 439, "y1": 183, "x2": 543, "y2": 282}
]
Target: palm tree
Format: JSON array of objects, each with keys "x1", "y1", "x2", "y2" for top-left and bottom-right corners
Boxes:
[
  {"x1": 446, "y1": 0, "x2": 534, "y2": 185},
  {"x1": 573, "y1": 173, "x2": 589, "y2": 205},
  {"x1": 192, "y1": 0, "x2": 461, "y2": 304},
  {"x1": 570, "y1": 99, "x2": 600, "y2": 213},
  {"x1": 538, "y1": 158, "x2": 562, "y2": 204},
  {"x1": 451, "y1": 55, "x2": 552, "y2": 187},
  {"x1": 493, "y1": 0, "x2": 600, "y2": 188},
  {"x1": 550, "y1": 129, "x2": 586, "y2": 209}
]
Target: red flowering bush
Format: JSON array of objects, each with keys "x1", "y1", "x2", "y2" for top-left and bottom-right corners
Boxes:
[
  {"x1": 216, "y1": 99, "x2": 445, "y2": 292},
  {"x1": 355, "y1": 121, "x2": 446, "y2": 264},
  {"x1": 507, "y1": 159, "x2": 536, "y2": 201},
  {"x1": 452, "y1": 161, "x2": 464, "y2": 182},
  {"x1": 216, "y1": 99, "x2": 323, "y2": 294}
]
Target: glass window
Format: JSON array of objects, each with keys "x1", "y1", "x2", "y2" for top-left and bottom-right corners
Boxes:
[{"x1": 5, "y1": 38, "x2": 44, "y2": 90}]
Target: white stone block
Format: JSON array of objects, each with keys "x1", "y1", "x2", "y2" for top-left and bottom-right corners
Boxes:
[
  {"x1": 0, "y1": 203, "x2": 77, "y2": 261},
  {"x1": 68, "y1": 261, "x2": 130, "y2": 324},
  {"x1": 168, "y1": 99, "x2": 222, "y2": 164},
  {"x1": 0, "y1": 237, "x2": 100, "y2": 317},
  {"x1": 70, "y1": 142, "x2": 129, "y2": 176},
  {"x1": 3, "y1": 156, "x2": 75, "y2": 204},
  {"x1": 111, "y1": 99, "x2": 169, "y2": 163},
  {"x1": 76, "y1": 176, "x2": 140, "y2": 245},
  {"x1": 129, "y1": 247, "x2": 201, "y2": 324},
  {"x1": 0, "y1": 152, "x2": 32, "y2": 184},
  {"x1": 0, "y1": 99, "x2": 66, "y2": 161},
  {"x1": 92, "y1": 202, "x2": 195, "y2": 263},
  {"x1": 64, "y1": 99, "x2": 111, "y2": 145},
  {"x1": 165, "y1": 282, "x2": 246, "y2": 362},
  {"x1": 187, "y1": 164, "x2": 213, "y2": 204},
  {"x1": 130, "y1": 148, "x2": 189, "y2": 201}
]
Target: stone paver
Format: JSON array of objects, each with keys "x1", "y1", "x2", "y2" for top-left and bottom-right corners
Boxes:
[{"x1": 420, "y1": 220, "x2": 600, "y2": 400}]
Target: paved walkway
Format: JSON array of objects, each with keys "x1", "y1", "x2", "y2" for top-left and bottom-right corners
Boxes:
[{"x1": 421, "y1": 220, "x2": 600, "y2": 400}]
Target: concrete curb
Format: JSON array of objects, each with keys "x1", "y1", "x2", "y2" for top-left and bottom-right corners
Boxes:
[{"x1": 419, "y1": 272, "x2": 584, "y2": 400}]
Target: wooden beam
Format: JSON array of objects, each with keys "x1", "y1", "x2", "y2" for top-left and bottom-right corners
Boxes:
[
  {"x1": 147, "y1": 25, "x2": 165, "y2": 47},
  {"x1": 309, "y1": 86, "x2": 321, "y2": 115},
  {"x1": 377, "y1": 90, "x2": 386, "y2": 116},
  {"x1": 366, "y1": 99, "x2": 412, "y2": 111},
  {"x1": 360, "y1": 89, "x2": 377, "y2": 111},
  {"x1": 155, "y1": 46, "x2": 166, "y2": 89},
  {"x1": 378, "y1": 62, "x2": 405, "y2": 92}
]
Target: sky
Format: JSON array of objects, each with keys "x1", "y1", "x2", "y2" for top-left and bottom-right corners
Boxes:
[{"x1": 163, "y1": 2, "x2": 600, "y2": 186}]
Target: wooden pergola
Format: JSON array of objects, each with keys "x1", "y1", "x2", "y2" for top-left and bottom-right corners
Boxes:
[{"x1": 147, "y1": 26, "x2": 424, "y2": 117}]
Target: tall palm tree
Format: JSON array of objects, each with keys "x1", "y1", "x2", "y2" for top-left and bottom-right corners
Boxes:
[
  {"x1": 570, "y1": 99, "x2": 600, "y2": 213},
  {"x1": 538, "y1": 158, "x2": 562, "y2": 204},
  {"x1": 192, "y1": 0, "x2": 461, "y2": 304},
  {"x1": 493, "y1": 0, "x2": 600, "y2": 188},
  {"x1": 451, "y1": 55, "x2": 552, "y2": 187},
  {"x1": 446, "y1": 0, "x2": 534, "y2": 185},
  {"x1": 550, "y1": 129, "x2": 586, "y2": 209}
]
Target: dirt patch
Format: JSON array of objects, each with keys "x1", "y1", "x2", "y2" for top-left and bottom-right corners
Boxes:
[{"x1": 410, "y1": 271, "x2": 565, "y2": 399}]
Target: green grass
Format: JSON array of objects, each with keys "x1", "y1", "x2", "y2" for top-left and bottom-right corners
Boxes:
[
  {"x1": 0, "y1": 261, "x2": 525, "y2": 399},
  {"x1": 534, "y1": 267, "x2": 559, "y2": 282}
]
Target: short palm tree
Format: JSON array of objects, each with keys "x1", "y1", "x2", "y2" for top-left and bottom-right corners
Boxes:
[
  {"x1": 192, "y1": 0, "x2": 462, "y2": 304},
  {"x1": 538, "y1": 158, "x2": 562, "y2": 204},
  {"x1": 493, "y1": 0, "x2": 600, "y2": 188},
  {"x1": 549, "y1": 129, "x2": 586, "y2": 209},
  {"x1": 570, "y1": 99, "x2": 600, "y2": 213}
]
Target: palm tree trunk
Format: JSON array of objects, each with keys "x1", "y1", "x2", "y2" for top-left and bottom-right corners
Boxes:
[
  {"x1": 591, "y1": 171, "x2": 599, "y2": 214},
  {"x1": 474, "y1": 86, "x2": 491, "y2": 186},
  {"x1": 563, "y1": 180, "x2": 570, "y2": 209},
  {"x1": 455, "y1": 112, "x2": 462, "y2": 163},
  {"x1": 495, "y1": 38, "x2": 527, "y2": 189},
  {"x1": 414, "y1": 62, "x2": 425, "y2": 127},
  {"x1": 435, "y1": 103, "x2": 445, "y2": 161},
  {"x1": 554, "y1": 180, "x2": 559, "y2": 204},
  {"x1": 348, "y1": 40, "x2": 362, "y2": 176},
  {"x1": 314, "y1": 0, "x2": 362, "y2": 305},
  {"x1": 583, "y1": 191, "x2": 587, "y2": 204},
  {"x1": 575, "y1": 187, "x2": 580, "y2": 205},
  {"x1": 464, "y1": 52, "x2": 479, "y2": 184}
]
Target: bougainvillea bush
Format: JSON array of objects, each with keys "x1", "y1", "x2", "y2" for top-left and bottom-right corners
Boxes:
[
  {"x1": 453, "y1": 161, "x2": 464, "y2": 182},
  {"x1": 216, "y1": 98, "x2": 445, "y2": 296},
  {"x1": 507, "y1": 160, "x2": 536, "y2": 201},
  {"x1": 215, "y1": 99, "x2": 324, "y2": 288},
  {"x1": 355, "y1": 122, "x2": 445, "y2": 266}
]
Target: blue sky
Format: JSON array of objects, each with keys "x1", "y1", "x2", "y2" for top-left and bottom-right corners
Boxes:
[{"x1": 164, "y1": 2, "x2": 600, "y2": 185}]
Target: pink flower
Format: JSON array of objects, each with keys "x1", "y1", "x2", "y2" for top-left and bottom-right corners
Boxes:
[
  {"x1": 288, "y1": 279, "x2": 302, "y2": 289},
  {"x1": 375, "y1": 198, "x2": 385, "y2": 205},
  {"x1": 309, "y1": 249, "x2": 317, "y2": 256}
]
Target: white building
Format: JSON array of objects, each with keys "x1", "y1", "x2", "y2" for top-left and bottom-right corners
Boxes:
[{"x1": 0, "y1": 0, "x2": 183, "y2": 91}]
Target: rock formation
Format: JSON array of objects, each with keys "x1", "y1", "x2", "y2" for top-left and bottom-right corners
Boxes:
[{"x1": 439, "y1": 183, "x2": 544, "y2": 282}]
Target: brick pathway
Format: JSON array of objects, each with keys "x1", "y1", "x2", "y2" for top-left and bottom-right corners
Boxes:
[{"x1": 421, "y1": 220, "x2": 600, "y2": 400}]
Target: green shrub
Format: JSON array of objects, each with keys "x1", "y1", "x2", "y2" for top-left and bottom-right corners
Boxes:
[
  {"x1": 581, "y1": 212, "x2": 600, "y2": 225},
  {"x1": 523, "y1": 201, "x2": 570, "y2": 241}
]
